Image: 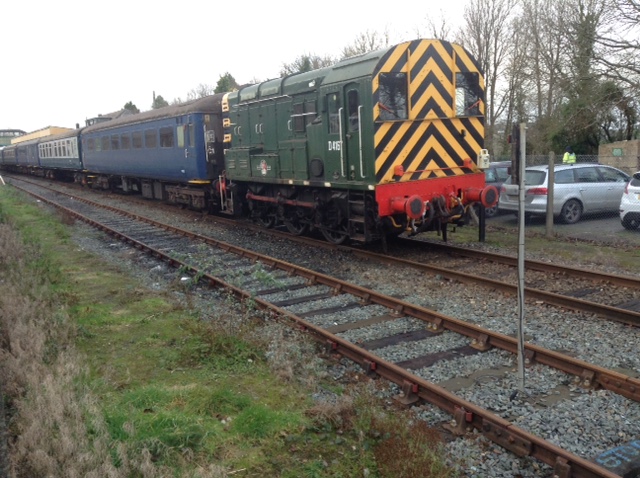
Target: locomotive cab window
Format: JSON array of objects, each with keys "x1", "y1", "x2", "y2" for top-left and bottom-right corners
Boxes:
[
  {"x1": 327, "y1": 93, "x2": 340, "y2": 134},
  {"x1": 378, "y1": 73, "x2": 407, "y2": 121},
  {"x1": 347, "y1": 90, "x2": 359, "y2": 132},
  {"x1": 455, "y1": 72, "x2": 481, "y2": 116}
]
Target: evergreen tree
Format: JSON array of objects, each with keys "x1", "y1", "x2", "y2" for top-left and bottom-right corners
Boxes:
[{"x1": 123, "y1": 101, "x2": 140, "y2": 114}]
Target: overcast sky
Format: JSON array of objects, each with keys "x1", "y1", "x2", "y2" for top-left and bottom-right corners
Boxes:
[{"x1": 2, "y1": 0, "x2": 469, "y2": 133}]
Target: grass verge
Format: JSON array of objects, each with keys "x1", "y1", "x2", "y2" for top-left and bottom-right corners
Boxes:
[{"x1": 0, "y1": 186, "x2": 454, "y2": 478}]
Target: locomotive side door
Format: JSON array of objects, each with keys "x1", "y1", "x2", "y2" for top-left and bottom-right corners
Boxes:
[{"x1": 343, "y1": 82, "x2": 365, "y2": 181}]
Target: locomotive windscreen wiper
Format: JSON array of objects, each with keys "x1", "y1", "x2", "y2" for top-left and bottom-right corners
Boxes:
[{"x1": 377, "y1": 102, "x2": 401, "y2": 118}]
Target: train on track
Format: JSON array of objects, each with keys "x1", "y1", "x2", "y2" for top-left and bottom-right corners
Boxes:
[{"x1": 1, "y1": 38, "x2": 498, "y2": 245}]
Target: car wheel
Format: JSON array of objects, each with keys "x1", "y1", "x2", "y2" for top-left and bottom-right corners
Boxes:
[
  {"x1": 560, "y1": 199, "x2": 582, "y2": 224},
  {"x1": 485, "y1": 205, "x2": 498, "y2": 217},
  {"x1": 622, "y1": 215, "x2": 640, "y2": 230}
]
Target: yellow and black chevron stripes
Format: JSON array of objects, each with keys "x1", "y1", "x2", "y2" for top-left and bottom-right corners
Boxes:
[{"x1": 372, "y1": 39, "x2": 485, "y2": 184}]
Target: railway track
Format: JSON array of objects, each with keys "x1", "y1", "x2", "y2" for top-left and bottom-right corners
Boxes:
[
  {"x1": 10, "y1": 176, "x2": 640, "y2": 327},
  {"x1": 5, "y1": 176, "x2": 640, "y2": 477}
]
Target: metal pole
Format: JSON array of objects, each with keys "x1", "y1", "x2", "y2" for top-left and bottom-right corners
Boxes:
[
  {"x1": 546, "y1": 152, "x2": 555, "y2": 238},
  {"x1": 478, "y1": 202, "x2": 486, "y2": 242},
  {"x1": 516, "y1": 122, "x2": 526, "y2": 392}
]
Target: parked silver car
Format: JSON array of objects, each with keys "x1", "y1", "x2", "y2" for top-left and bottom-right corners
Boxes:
[{"x1": 498, "y1": 164, "x2": 630, "y2": 224}]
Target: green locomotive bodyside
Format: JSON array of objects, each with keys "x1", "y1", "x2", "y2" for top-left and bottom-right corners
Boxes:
[{"x1": 224, "y1": 53, "x2": 380, "y2": 190}]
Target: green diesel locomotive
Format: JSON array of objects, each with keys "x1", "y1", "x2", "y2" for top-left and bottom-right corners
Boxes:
[{"x1": 218, "y1": 38, "x2": 497, "y2": 244}]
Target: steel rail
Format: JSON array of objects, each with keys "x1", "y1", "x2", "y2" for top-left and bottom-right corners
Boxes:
[
  {"x1": 345, "y1": 247, "x2": 640, "y2": 327},
  {"x1": 397, "y1": 238, "x2": 640, "y2": 290}
]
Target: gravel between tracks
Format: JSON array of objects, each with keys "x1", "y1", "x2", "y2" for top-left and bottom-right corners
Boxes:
[{"x1": 48, "y1": 187, "x2": 640, "y2": 478}]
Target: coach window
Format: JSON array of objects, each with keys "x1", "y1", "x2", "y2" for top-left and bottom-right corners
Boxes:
[
  {"x1": 327, "y1": 93, "x2": 340, "y2": 134},
  {"x1": 120, "y1": 133, "x2": 131, "y2": 150},
  {"x1": 455, "y1": 72, "x2": 481, "y2": 116},
  {"x1": 145, "y1": 129, "x2": 157, "y2": 148},
  {"x1": 132, "y1": 131, "x2": 143, "y2": 149},
  {"x1": 87, "y1": 138, "x2": 94, "y2": 152},
  {"x1": 378, "y1": 73, "x2": 408, "y2": 121},
  {"x1": 111, "y1": 135, "x2": 120, "y2": 150},
  {"x1": 61, "y1": 142, "x2": 67, "y2": 157},
  {"x1": 101, "y1": 136, "x2": 110, "y2": 151},
  {"x1": 177, "y1": 125, "x2": 185, "y2": 148},
  {"x1": 159, "y1": 127, "x2": 174, "y2": 148}
]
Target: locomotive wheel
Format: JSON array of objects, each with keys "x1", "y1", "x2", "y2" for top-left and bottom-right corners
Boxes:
[
  {"x1": 257, "y1": 214, "x2": 276, "y2": 228},
  {"x1": 320, "y1": 201, "x2": 349, "y2": 245},
  {"x1": 283, "y1": 207, "x2": 309, "y2": 235},
  {"x1": 254, "y1": 206, "x2": 276, "y2": 228},
  {"x1": 284, "y1": 218, "x2": 308, "y2": 235},
  {"x1": 320, "y1": 224, "x2": 348, "y2": 244}
]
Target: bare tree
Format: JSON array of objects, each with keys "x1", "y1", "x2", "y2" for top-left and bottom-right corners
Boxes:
[
  {"x1": 459, "y1": 0, "x2": 519, "y2": 155},
  {"x1": 418, "y1": 11, "x2": 455, "y2": 41},
  {"x1": 186, "y1": 83, "x2": 216, "y2": 101},
  {"x1": 340, "y1": 30, "x2": 391, "y2": 59},
  {"x1": 596, "y1": 0, "x2": 640, "y2": 85},
  {"x1": 280, "y1": 54, "x2": 335, "y2": 76}
]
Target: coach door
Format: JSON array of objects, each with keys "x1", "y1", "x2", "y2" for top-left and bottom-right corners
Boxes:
[
  {"x1": 343, "y1": 83, "x2": 365, "y2": 181},
  {"x1": 177, "y1": 117, "x2": 197, "y2": 173}
]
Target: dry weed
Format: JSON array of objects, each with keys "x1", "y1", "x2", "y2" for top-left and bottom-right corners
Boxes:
[
  {"x1": 373, "y1": 418, "x2": 453, "y2": 478},
  {"x1": 0, "y1": 219, "x2": 218, "y2": 477},
  {"x1": 305, "y1": 393, "x2": 355, "y2": 429}
]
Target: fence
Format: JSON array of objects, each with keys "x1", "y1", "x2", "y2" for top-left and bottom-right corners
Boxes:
[{"x1": 493, "y1": 154, "x2": 600, "y2": 166}]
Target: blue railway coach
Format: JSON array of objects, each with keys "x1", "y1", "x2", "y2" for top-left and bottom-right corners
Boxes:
[{"x1": 80, "y1": 95, "x2": 225, "y2": 208}]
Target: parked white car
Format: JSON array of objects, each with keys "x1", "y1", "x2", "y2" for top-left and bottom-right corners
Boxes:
[
  {"x1": 499, "y1": 164, "x2": 630, "y2": 224},
  {"x1": 620, "y1": 171, "x2": 640, "y2": 230}
]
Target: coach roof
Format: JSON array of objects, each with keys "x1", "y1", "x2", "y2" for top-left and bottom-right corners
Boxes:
[{"x1": 83, "y1": 94, "x2": 225, "y2": 134}]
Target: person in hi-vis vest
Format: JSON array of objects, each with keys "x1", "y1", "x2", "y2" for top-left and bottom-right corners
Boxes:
[{"x1": 563, "y1": 147, "x2": 576, "y2": 164}]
